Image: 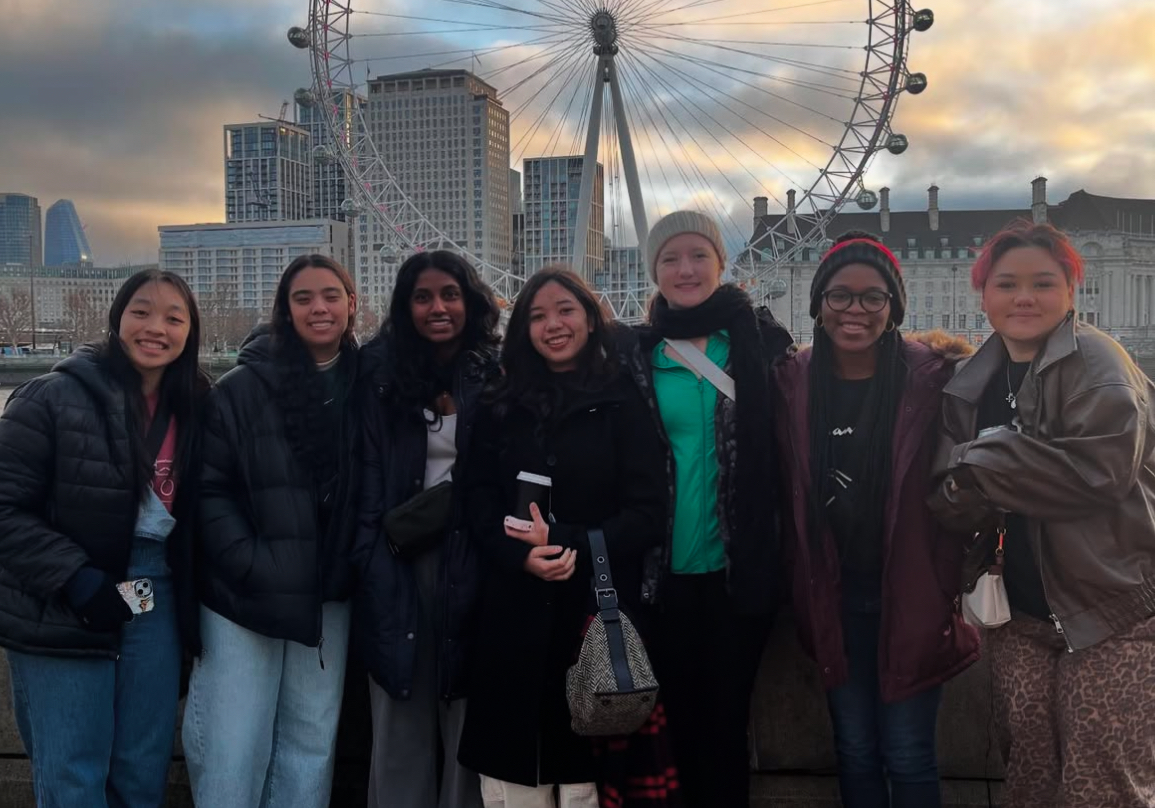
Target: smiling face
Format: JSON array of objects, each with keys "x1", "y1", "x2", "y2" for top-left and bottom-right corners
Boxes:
[
  {"x1": 528, "y1": 280, "x2": 593, "y2": 372},
  {"x1": 655, "y1": 233, "x2": 723, "y2": 309},
  {"x1": 118, "y1": 280, "x2": 191, "y2": 385},
  {"x1": 821, "y1": 263, "x2": 891, "y2": 357},
  {"x1": 982, "y1": 246, "x2": 1074, "y2": 357},
  {"x1": 288, "y1": 266, "x2": 355, "y2": 362},
  {"x1": 410, "y1": 268, "x2": 466, "y2": 348}
]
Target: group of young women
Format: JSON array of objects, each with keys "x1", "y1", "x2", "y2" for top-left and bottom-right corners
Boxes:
[{"x1": 0, "y1": 211, "x2": 1150, "y2": 808}]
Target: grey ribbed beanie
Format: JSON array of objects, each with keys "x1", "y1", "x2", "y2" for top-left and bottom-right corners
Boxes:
[{"x1": 646, "y1": 210, "x2": 727, "y2": 283}]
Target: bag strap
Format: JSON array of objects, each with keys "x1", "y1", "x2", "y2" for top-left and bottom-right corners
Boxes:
[
  {"x1": 663, "y1": 338, "x2": 736, "y2": 401},
  {"x1": 587, "y1": 529, "x2": 634, "y2": 692}
]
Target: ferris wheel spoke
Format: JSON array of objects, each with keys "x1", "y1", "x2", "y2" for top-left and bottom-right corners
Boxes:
[
  {"x1": 615, "y1": 59, "x2": 684, "y2": 214},
  {"x1": 484, "y1": 37, "x2": 585, "y2": 89},
  {"x1": 508, "y1": 44, "x2": 592, "y2": 154},
  {"x1": 632, "y1": 41, "x2": 828, "y2": 191},
  {"x1": 644, "y1": 0, "x2": 850, "y2": 23},
  {"x1": 624, "y1": 50, "x2": 782, "y2": 224},
  {"x1": 618, "y1": 52, "x2": 751, "y2": 243}
]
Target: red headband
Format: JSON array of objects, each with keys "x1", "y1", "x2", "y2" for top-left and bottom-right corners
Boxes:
[{"x1": 819, "y1": 238, "x2": 902, "y2": 273}]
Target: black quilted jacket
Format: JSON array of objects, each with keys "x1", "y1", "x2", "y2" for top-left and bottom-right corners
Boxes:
[
  {"x1": 0, "y1": 346, "x2": 203, "y2": 657},
  {"x1": 197, "y1": 332, "x2": 362, "y2": 647}
]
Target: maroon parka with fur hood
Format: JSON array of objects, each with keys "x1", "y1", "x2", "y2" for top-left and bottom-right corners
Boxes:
[{"x1": 774, "y1": 332, "x2": 980, "y2": 703}]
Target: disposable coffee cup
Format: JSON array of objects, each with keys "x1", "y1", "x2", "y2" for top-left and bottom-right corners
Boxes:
[{"x1": 504, "y1": 471, "x2": 552, "y2": 532}]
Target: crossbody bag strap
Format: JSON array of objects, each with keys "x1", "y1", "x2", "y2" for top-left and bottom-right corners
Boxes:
[
  {"x1": 144, "y1": 397, "x2": 171, "y2": 465},
  {"x1": 587, "y1": 528, "x2": 635, "y2": 692},
  {"x1": 663, "y1": 338, "x2": 736, "y2": 401}
]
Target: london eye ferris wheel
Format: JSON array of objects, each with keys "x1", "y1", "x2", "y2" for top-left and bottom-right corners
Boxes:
[{"x1": 289, "y1": 0, "x2": 934, "y2": 318}]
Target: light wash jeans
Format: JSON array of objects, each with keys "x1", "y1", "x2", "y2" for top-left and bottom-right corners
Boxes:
[
  {"x1": 182, "y1": 601, "x2": 351, "y2": 808},
  {"x1": 7, "y1": 538, "x2": 181, "y2": 808}
]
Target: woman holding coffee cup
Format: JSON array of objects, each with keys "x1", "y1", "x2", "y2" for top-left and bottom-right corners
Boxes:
[
  {"x1": 351, "y1": 250, "x2": 502, "y2": 808},
  {"x1": 459, "y1": 266, "x2": 670, "y2": 807}
]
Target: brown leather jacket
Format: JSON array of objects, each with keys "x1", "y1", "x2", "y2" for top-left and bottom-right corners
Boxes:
[{"x1": 929, "y1": 313, "x2": 1154, "y2": 652}]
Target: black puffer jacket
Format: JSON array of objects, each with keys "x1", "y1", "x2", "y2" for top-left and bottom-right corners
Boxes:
[
  {"x1": 0, "y1": 347, "x2": 203, "y2": 657},
  {"x1": 350, "y1": 336, "x2": 500, "y2": 700},
  {"x1": 198, "y1": 332, "x2": 361, "y2": 648},
  {"x1": 613, "y1": 311, "x2": 794, "y2": 613}
]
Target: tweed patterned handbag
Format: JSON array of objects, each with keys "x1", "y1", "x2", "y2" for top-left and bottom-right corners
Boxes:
[{"x1": 567, "y1": 528, "x2": 659, "y2": 737}]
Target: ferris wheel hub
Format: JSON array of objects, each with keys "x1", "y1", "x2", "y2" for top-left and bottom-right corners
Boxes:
[{"x1": 590, "y1": 10, "x2": 618, "y2": 52}]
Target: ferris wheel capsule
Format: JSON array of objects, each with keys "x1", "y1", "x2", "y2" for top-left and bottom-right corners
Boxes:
[
  {"x1": 340, "y1": 198, "x2": 363, "y2": 215},
  {"x1": 768, "y1": 278, "x2": 788, "y2": 299},
  {"x1": 905, "y1": 73, "x2": 928, "y2": 94},
  {"x1": 856, "y1": 189, "x2": 879, "y2": 210},
  {"x1": 312, "y1": 145, "x2": 336, "y2": 165},
  {"x1": 912, "y1": 9, "x2": 934, "y2": 32},
  {"x1": 287, "y1": 26, "x2": 311, "y2": 49},
  {"x1": 294, "y1": 88, "x2": 316, "y2": 107},
  {"x1": 379, "y1": 246, "x2": 400, "y2": 263},
  {"x1": 886, "y1": 134, "x2": 910, "y2": 155}
]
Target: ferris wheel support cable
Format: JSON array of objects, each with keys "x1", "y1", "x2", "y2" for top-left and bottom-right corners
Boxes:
[
  {"x1": 618, "y1": 52, "x2": 733, "y2": 225},
  {"x1": 544, "y1": 54, "x2": 596, "y2": 157},
  {"x1": 632, "y1": 40, "x2": 833, "y2": 174},
  {"x1": 503, "y1": 40, "x2": 589, "y2": 128},
  {"x1": 653, "y1": 46, "x2": 859, "y2": 103},
  {"x1": 614, "y1": 62, "x2": 677, "y2": 215},
  {"x1": 626, "y1": 49, "x2": 777, "y2": 227},
  {"x1": 617, "y1": 53, "x2": 746, "y2": 244},
  {"x1": 627, "y1": 35, "x2": 849, "y2": 125},
  {"x1": 484, "y1": 38, "x2": 583, "y2": 87},
  {"x1": 509, "y1": 44, "x2": 592, "y2": 157},
  {"x1": 353, "y1": 31, "x2": 573, "y2": 67},
  {"x1": 648, "y1": 0, "x2": 848, "y2": 23}
]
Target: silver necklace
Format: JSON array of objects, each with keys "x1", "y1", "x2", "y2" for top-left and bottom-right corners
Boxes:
[{"x1": 1005, "y1": 361, "x2": 1017, "y2": 410}]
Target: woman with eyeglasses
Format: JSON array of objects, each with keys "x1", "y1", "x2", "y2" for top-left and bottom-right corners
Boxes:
[{"x1": 774, "y1": 231, "x2": 980, "y2": 808}]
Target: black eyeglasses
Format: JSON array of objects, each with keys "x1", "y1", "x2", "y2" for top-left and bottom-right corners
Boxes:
[{"x1": 821, "y1": 289, "x2": 892, "y2": 313}]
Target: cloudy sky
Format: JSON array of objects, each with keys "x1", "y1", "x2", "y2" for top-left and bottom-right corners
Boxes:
[{"x1": 0, "y1": 0, "x2": 1152, "y2": 264}]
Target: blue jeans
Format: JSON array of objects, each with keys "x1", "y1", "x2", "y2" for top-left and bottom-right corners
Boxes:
[
  {"x1": 182, "y1": 602, "x2": 351, "y2": 808},
  {"x1": 825, "y1": 575, "x2": 942, "y2": 808},
  {"x1": 7, "y1": 540, "x2": 181, "y2": 808}
]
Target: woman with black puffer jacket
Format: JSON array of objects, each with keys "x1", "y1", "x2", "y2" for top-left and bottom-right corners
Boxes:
[
  {"x1": 0, "y1": 268, "x2": 210, "y2": 808},
  {"x1": 183, "y1": 254, "x2": 363, "y2": 808}
]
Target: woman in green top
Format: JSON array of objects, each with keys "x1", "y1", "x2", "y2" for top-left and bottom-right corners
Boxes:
[{"x1": 613, "y1": 210, "x2": 794, "y2": 808}]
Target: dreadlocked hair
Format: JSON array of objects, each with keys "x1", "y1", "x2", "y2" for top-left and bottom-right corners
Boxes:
[{"x1": 806, "y1": 322, "x2": 906, "y2": 551}]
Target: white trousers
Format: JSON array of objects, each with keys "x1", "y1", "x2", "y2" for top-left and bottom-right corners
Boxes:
[{"x1": 480, "y1": 776, "x2": 599, "y2": 808}]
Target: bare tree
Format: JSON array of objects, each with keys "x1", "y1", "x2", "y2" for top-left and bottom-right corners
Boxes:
[
  {"x1": 0, "y1": 289, "x2": 32, "y2": 350},
  {"x1": 356, "y1": 303, "x2": 381, "y2": 342},
  {"x1": 63, "y1": 290, "x2": 106, "y2": 348}
]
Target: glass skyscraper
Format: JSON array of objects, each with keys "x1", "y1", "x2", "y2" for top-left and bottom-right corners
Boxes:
[
  {"x1": 0, "y1": 193, "x2": 42, "y2": 267},
  {"x1": 44, "y1": 199, "x2": 93, "y2": 266}
]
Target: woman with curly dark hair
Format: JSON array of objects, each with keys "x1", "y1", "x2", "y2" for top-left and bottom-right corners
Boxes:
[
  {"x1": 458, "y1": 267, "x2": 670, "y2": 808},
  {"x1": 183, "y1": 254, "x2": 363, "y2": 808},
  {"x1": 0, "y1": 269, "x2": 209, "y2": 807},
  {"x1": 351, "y1": 250, "x2": 501, "y2": 808}
]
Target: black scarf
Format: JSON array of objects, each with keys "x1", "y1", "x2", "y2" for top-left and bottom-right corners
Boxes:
[{"x1": 651, "y1": 284, "x2": 780, "y2": 614}]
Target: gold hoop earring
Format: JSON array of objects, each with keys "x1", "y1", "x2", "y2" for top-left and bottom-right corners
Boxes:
[{"x1": 885, "y1": 320, "x2": 896, "y2": 332}]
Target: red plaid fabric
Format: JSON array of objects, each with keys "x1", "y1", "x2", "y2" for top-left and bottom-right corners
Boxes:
[{"x1": 592, "y1": 700, "x2": 683, "y2": 808}]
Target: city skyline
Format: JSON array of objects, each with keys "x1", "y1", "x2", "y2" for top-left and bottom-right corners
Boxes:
[{"x1": 0, "y1": 0, "x2": 1152, "y2": 265}]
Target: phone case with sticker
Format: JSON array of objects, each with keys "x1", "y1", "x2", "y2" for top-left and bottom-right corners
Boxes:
[{"x1": 116, "y1": 578, "x2": 155, "y2": 615}]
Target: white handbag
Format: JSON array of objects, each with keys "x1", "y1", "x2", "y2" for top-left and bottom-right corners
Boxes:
[{"x1": 962, "y1": 527, "x2": 1011, "y2": 628}]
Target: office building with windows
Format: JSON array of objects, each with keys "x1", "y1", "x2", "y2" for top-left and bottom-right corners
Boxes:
[
  {"x1": 522, "y1": 156, "x2": 603, "y2": 278},
  {"x1": 0, "y1": 193, "x2": 42, "y2": 267},
  {"x1": 224, "y1": 122, "x2": 313, "y2": 224},
  {"x1": 44, "y1": 199, "x2": 93, "y2": 266}
]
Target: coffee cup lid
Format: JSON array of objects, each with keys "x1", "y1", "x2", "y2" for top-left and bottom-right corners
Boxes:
[{"x1": 516, "y1": 471, "x2": 552, "y2": 487}]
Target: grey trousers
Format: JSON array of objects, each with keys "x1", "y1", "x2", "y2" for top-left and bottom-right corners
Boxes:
[{"x1": 367, "y1": 547, "x2": 484, "y2": 808}]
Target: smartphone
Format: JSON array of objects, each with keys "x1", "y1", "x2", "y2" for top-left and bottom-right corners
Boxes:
[
  {"x1": 116, "y1": 578, "x2": 156, "y2": 615},
  {"x1": 504, "y1": 471, "x2": 552, "y2": 532}
]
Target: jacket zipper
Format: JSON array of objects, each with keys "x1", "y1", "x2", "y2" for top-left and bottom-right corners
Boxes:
[{"x1": 1049, "y1": 614, "x2": 1073, "y2": 653}]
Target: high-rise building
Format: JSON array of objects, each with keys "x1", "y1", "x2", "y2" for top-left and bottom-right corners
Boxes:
[
  {"x1": 224, "y1": 122, "x2": 312, "y2": 224},
  {"x1": 522, "y1": 156, "x2": 603, "y2": 277},
  {"x1": 44, "y1": 200, "x2": 93, "y2": 266},
  {"x1": 158, "y1": 220, "x2": 349, "y2": 316},
  {"x1": 295, "y1": 89, "x2": 366, "y2": 222},
  {"x1": 358, "y1": 69, "x2": 511, "y2": 314},
  {"x1": 0, "y1": 193, "x2": 42, "y2": 267}
]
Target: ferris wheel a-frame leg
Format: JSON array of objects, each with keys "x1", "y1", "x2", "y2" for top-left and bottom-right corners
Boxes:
[
  {"x1": 571, "y1": 51, "x2": 650, "y2": 279},
  {"x1": 571, "y1": 57, "x2": 606, "y2": 278},
  {"x1": 608, "y1": 59, "x2": 649, "y2": 259}
]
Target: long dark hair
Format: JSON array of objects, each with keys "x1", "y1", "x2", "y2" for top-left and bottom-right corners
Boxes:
[
  {"x1": 102, "y1": 269, "x2": 210, "y2": 501},
  {"x1": 380, "y1": 250, "x2": 500, "y2": 418},
  {"x1": 490, "y1": 265, "x2": 618, "y2": 421},
  {"x1": 269, "y1": 254, "x2": 358, "y2": 483},
  {"x1": 807, "y1": 232, "x2": 906, "y2": 549}
]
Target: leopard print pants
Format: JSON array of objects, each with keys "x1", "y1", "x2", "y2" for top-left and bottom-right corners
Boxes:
[{"x1": 988, "y1": 612, "x2": 1155, "y2": 808}]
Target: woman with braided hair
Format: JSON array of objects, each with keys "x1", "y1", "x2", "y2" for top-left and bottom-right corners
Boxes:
[{"x1": 774, "y1": 231, "x2": 979, "y2": 808}]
